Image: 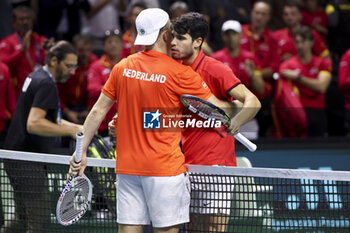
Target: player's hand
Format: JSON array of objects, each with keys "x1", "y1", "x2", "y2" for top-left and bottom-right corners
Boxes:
[
  {"x1": 226, "y1": 117, "x2": 240, "y2": 136},
  {"x1": 67, "y1": 151, "x2": 87, "y2": 181}
]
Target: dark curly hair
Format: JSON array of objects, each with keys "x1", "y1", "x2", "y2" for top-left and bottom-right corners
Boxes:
[{"x1": 171, "y1": 12, "x2": 209, "y2": 47}]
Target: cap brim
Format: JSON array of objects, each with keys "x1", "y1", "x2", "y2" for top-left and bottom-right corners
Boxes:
[{"x1": 134, "y1": 30, "x2": 160, "y2": 46}]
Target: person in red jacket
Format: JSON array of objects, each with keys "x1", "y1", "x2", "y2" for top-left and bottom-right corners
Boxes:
[
  {"x1": 87, "y1": 29, "x2": 124, "y2": 136},
  {"x1": 57, "y1": 34, "x2": 98, "y2": 124},
  {"x1": 279, "y1": 26, "x2": 332, "y2": 137},
  {"x1": 301, "y1": 0, "x2": 328, "y2": 43},
  {"x1": 0, "y1": 62, "x2": 16, "y2": 148},
  {"x1": 212, "y1": 20, "x2": 265, "y2": 96},
  {"x1": 274, "y1": 0, "x2": 329, "y2": 62},
  {"x1": 338, "y1": 48, "x2": 350, "y2": 135},
  {"x1": 240, "y1": 0, "x2": 280, "y2": 137},
  {"x1": 0, "y1": 5, "x2": 47, "y2": 97}
]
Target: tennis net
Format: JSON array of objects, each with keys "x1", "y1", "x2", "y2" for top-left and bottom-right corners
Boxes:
[{"x1": 0, "y1": 149, "x2": 350, "y2": 233}]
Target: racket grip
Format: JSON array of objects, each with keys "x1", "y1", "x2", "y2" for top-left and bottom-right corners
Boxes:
[
  {"x1": 234, "y1": 133, "x2": 257, "y2": 152},
  {"x1": 75, "y1": 132, "x2": 84, "y2": 163}
]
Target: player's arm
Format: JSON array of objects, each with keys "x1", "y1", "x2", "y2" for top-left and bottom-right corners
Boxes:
[
  {"x1": 69, "y1": 92, "x2": 115, "y2": 176},
  {"x1": 27, "y1": 107, "x2": 82, "y2": 137},
  {"x1": 227, "y1": 84, "x2": 261, "y2": 127}
]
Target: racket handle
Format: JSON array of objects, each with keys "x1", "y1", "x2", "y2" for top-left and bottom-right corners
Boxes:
[
  {"x1": 234, "y1": 133, "x2": 257, "y2": 152},
  {"x1": 75, "y1": 132, "x2": 84, "y2": 163}
]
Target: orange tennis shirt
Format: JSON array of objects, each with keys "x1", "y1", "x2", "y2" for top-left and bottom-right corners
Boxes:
[{"x1": 102, "y1": 50, "x2": 212, "y2": 176}]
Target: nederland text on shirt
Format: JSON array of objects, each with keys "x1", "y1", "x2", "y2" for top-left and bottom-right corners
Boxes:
[{"x1": 123, "y1": 68, "x2": 166, "y2": 83}]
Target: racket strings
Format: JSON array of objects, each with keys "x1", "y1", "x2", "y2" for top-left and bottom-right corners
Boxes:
[
  {"x1": 184, "y1": 98, "x2": 229, "y2": 125},
  {"x1": 60, "y1": 178, "x2": 90, "y2": 222}
]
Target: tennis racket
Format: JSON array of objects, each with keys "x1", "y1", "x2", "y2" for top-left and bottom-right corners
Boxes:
[
  {"x1": 56, "y1": 132, "x2": 93, "y2": 225},
  {"x1": 181, "y1": 94, "x2": 257, "y2": 152}
]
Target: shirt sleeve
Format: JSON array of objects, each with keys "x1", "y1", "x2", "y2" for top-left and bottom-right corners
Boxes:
[
  {"x1": 0, "y1": 39, "x2": 24, "y2": 67},
  {"x1": 312, "y1": 30, "x2": 329, "y2": 58},
  {"x1": 214, "y1": 63, "x2": 241, "y2": 97},
  {"x1": 102, "y1": 62, "x2": 120, "y2": 101}
]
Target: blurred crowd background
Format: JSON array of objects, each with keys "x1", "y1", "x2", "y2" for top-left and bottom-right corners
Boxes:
[{"x1": 1, "y1": 0, "x2": 350, "y2": 148}]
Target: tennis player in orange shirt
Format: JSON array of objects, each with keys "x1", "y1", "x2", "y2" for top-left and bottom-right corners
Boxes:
[{"x1": 69, "y1": 8, "x2": 240, "y2": 233}]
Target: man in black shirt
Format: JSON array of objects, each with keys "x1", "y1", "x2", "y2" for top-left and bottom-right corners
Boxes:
[{"x1": 1, "y1": 41, "x2": 83, "y2": 233}]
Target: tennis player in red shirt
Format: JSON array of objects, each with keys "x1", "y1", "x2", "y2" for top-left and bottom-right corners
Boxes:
[
  {"x1": 274, "y1": 0, "x2": 329, "y2": 62},
  {"x1": 171, "y1": 12, "x2": 261, "y2": 232},
  {"x1": 279, "y1": 26, "x2": 332, "y2": 137},
  {"x1": 0, "y1": 5, "x2": 46, "y2": 97}
]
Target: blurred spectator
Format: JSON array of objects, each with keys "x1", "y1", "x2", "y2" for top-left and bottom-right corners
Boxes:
[
  {"x1": 240, "y1": 0, "x2": 280, "y2": 136},
  {"x1": 0, "y1": 62, "x2": 16, "y2": 148},
  {"x1": 212, "y1": 20, "x2": 265, "y2": 96},
  {"x1": 301, "y1": 0, "x2": 328, "y2": 43},
  {"x1": 327, "y1": 0, "x2": 350, "y2": 59},
  {"x1": 279, "y1": 26, "x2": 332, "y2": 137},
  {"x1": 81, "y1": 0, "x2": 122, "y2": 56},
  {"x1": 0, "y1": 5, "x2": 47, "y2": 97},
  {"x1": 57, "y1": 34, "x2": 98, "y2": 124},
  {"x1": 274, "y1": 0, "x2": 329, "y2": 62},
  {"x1": 121, "y1": 2, "x2": 146, "y2": 57},
  {"x1": 87, "y1": 29, "x2": 123, "y2": 136},
  {"x1": 338, "y1": 48, "x2": 350, "y2": 135},
  {"x1": 0, "y1": 0, "x2": 14, "y2": 40},
  {"x1": 169, "y1": 1, "x2": 188, "y2": 19}
]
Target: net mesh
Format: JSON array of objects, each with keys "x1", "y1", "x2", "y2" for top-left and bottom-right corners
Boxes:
[{"x1": 1, "y1": 149, "x2": 350, "y2": 233}]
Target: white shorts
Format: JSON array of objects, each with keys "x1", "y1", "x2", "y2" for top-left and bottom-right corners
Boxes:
[
  {"x1": 116, "y1": 172, "x2": 190, "y2": 228},
  {"x1": 190, "y1": 174, "x2": 235, "y2": 215}
]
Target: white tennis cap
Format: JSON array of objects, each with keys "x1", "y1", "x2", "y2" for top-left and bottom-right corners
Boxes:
[
  {"x1": 134, "y1": 8, "x2": 169, "y2": 46},
  {"x1": 221, "y1": 20, "x2": 242, "y2": 33}
]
